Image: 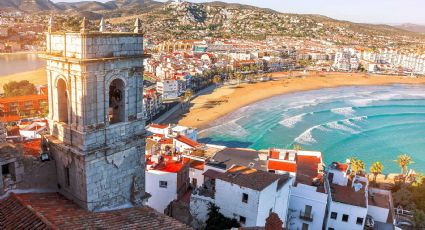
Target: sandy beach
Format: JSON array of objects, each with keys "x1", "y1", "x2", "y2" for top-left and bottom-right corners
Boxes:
[
  {"x1": 175, "y1": 72, "x2": 425, "y2": 129},
  {"x1": 0, "y1": 68, "x2": 47, "y2": 93}
]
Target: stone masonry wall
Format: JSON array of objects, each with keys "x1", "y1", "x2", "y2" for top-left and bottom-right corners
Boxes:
[{"x1": 85, "y1": 138, "x2": 145, "y2": 211}]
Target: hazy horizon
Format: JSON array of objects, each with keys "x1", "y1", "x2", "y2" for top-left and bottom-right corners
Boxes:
[{"x1": 52, "y1": 0, "x2": 425, "y2": 25}]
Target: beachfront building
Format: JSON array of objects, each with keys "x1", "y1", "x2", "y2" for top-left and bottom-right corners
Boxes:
[
  {"x1": 325, "y1": 163, "x2": 369, "y2": 230},
  {"x1": 157, "y1": 79, "x2": 181, "y2": 100},
  {"x1": 325, "y1": 162, "x2": 396, "y2": 230},
  {"x1": 0, "y1": 94, "x2": 48, "y2": 122},
  {"x1": 333, "y1": 49, "x2": 359, "y2": 71}
]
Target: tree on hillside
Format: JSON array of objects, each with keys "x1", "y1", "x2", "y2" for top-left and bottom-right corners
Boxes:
[
  {"x1": 205, "y1": 203, "x2": 240, "y2": 230},
  {"x1": 395, "y1": 154, "x2": 414, "y2": 176},
  {"x1": 370, "y1": 161, "x2": 384, "y2": 183},
  {"x1": 3, "y1": 80, "x2": 37, "y2": 97},
  {"x1": 349, "y1": 157, "x2": 365, "y2": 175},
  {"x1": 414, "y1": 210, "x2": 425, "y2": 228}
]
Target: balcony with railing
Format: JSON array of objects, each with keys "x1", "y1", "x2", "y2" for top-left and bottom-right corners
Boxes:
[{"x1": 299, "y1": 211, "x2": 314, "y2": 222}]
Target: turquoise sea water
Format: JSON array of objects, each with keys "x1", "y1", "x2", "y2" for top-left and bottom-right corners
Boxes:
[{"x1": 199, "y1": 84, "x2": 425, "y2": 173}]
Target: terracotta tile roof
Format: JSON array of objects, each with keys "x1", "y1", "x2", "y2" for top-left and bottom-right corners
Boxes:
[
  {"x1": 0, "y1": 193, "x2": 192, "y2": 230},
  {"x1": 22, "y1": 139, "x2": 41, "y2": 157},
  {"x1": 149, "y1": 124, "x2": 168, "y2": 129},
  {"x1": 203, "y1": 169, "x2": 223, "y2": 179},
  {"x1": 267, "y1": 160, "x2": 297, "y2": 173},
  {"x1": 217, "y1": 165, "x2": 289, "y2": 191},
  {"x1": 0, "y1": 94, "x2": 47, "y2": 103},
  {"x1": 0, "y1": 194, "x2": 50, "y2": 229},
  {"x1": 189, "y1": 160, "x2": 204, "y2": 170},
  {"x1": 147, "y1": 155, "x2": 189, "y2": 173},
  {"x1": 295, "y1": 155, "x2": 322, "y2": 186},
  {"x1": 175, "y1": 135, "x2": 201, "y2": 148},
  {"x1": 331, "y1": 183, "x2": 367, "y2": 208}
]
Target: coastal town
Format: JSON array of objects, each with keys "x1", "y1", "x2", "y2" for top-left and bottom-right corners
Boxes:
[{"x1": 0, "y1": 0, "x2": 425, "y2": 230}]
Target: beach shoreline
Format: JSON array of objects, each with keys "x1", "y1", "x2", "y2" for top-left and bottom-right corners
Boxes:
[{"x1": 174, "y1": 72, "x2": 425, "y2": 129}]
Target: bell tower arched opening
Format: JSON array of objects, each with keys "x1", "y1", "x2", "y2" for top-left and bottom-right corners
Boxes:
[
  {"x1": 57, "y1": 78, "x2": 69, "y2": 123},
  {"x1": 109, "y1": 79, "x2": 125, "y2": 124}
]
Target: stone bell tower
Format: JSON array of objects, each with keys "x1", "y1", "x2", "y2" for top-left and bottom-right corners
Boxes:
[{"x1": 41, "y1": 17, "x2": 148, "y2": 211}]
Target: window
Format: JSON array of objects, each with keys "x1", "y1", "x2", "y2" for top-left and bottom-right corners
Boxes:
[
  {"x1": 242, "y1": 193, "x2": 248, "y2": 203},
  {"x1": 302, "y1": 223, "x2": 309, "y2": 230},
  {"x1": 159, "y1": 181, "x2": 168, "y2": 188},
  {"x1": 330, "y1": 212, "x2": 337, "y2": 220},
  {"x1": 2, "y1": 164, "x2": 10, "y2": 175},
  {"x1": 239, "y1": 216, "x2": 246, "y2": 225},
  {"x1": 64, "y1": 166, "x2": 70, "y2": 187},
  {"x1": 192, "y1": 178, "x2": 197, "y2": 187},
  {"x1": 328, "y1": 228, "x2": 335, "y2": 230},
  {"x1": 342, "y1": 214, "x2": 349, "y2": 222},
  {"x1": 356, "y1": 217, "x2": 364, "y2": 225}
]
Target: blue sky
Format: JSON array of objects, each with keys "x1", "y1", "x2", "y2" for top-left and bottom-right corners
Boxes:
[{"x1": 53, "y1": 0, "x2": 425, "y2": 24}]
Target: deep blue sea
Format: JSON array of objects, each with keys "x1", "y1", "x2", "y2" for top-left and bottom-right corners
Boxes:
[{"x1": 199, "y1": 84, "x2": 425, "y2": 173}]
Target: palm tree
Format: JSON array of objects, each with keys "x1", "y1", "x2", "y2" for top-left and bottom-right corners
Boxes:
[
  {"x1": 349, "y1": 157, "x2": 365, "y2": 175},
  {"x1": 395, "y1": 154, "x2": 414, "y2": 176},
  {"x1": 370, "y1": 161, "x2": 384, "y2": 183}
]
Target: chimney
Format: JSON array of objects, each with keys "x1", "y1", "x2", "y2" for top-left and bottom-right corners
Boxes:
[{"x1": 265, "y1": 212, "x2": 283, "y2": 230}]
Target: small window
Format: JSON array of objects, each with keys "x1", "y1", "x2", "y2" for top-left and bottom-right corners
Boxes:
[
  {"x1": 330, "y1": 212, "x2": 337, "y2": 220},
  {"x1": 2, "y1": 164, "x2": 10, "y2": 175},
  {"x1": 342, "y1": 214, "x2": 349, "y2": 222},
  {"x1": 302, "y1": 223, "x2": 309, "y2": 230},
  {"x1": 65, "y1": 166, "x2": 70, "y2": 187},
  {"x1": 159, "y1": 181, "x2": 168, "y2": 188},
  {"x1": 239, "y1": 216, "x2": 246, "y2": 225},
  {"x1": 356, "y1": 217, "x2": 364, "y2": 225},
  {"x1": 242, "y1": 193, "x2": 248, "y2": 203}
]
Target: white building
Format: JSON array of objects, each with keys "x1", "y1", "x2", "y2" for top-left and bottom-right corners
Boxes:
[
  {"x1": 145, "y1": 154, "x2": 189, "y2": 213},
  {"x1": 267, "y1": 149, "x2": 328, "y2": 230},
  {"x1": 146, "y1": 123, "x2": 198, "y2": 141},
  {"x1": 333, "y1": 49, "x2": 359, "y2": 71},
  {"x1": 191, "y1": 165, "x2": 291, "y2": 228},
  {"x1": 157, "y1": 79, "x2": 180, "y2": 100}
]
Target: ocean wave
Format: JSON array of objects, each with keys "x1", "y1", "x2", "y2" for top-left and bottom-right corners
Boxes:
[
  {"x1": 294, "y1": 125, "x2": 320, "y2": 145},
  {"x1": 326, "y1": 121, "x2": 358, "y2": 134},
  {"x1": 199, "y1": 116, "x2": 247, "y2": 137},
  {"x1": 331, "y1": 107, "x2": 355, "y2": 116},
  {"x1": 279, "y1": 113, "x2": 306, "y2": 128}
]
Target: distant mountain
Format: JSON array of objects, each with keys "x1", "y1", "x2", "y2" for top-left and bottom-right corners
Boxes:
[
  {"x1": 0, "y1": 0, "x2": 59, "y2": 12},
  {"x1": 395, "y1": 23, "x2": 425, "y2": 34},
  {"x1": 0, "y1": 0, "x2": 161, "y2": 13}
]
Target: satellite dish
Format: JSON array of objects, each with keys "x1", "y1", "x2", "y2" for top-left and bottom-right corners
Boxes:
[{"x1": 354, "y1": 183, "x2": 363, "y2": 192}]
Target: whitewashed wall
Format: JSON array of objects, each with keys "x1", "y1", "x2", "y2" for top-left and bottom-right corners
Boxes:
[{"x1": 145, "y1": 170, "x2": 177, "y2": 213}]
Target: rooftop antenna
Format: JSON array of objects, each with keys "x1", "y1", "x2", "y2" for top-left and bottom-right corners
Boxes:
[{"x1": 99, "y1": 17, "x2": 106, "y2": 32}]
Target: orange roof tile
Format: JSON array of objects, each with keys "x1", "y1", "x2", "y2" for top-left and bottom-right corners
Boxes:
[
  {"x1": 0, "y1": 94, "x2": 47, "y2": 103},
  {"x1": 175, "y1": 135, "x2": 201, "y2": 148},
  {"x1": 268, "y1": 160, "x2": 297, "y2": 173},
  {"x1": 0, "y1": 193, "x2": 192, "y2": 229}
]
